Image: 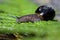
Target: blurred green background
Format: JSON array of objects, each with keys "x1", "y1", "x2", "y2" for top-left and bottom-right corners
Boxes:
[{"x1": 0, "y1": 0, "x2": 60, "y2": 40}]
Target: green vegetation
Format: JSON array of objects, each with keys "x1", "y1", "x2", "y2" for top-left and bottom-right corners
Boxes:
[
  {"x1": 0, "y1": 21, "x2": 60, "y2": 40},
  {"x1": 0, "y1": 0, "x2": 60, "y2": 40}
]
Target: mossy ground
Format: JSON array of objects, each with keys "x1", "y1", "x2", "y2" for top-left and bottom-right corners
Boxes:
[{"x1": 0, "y1": 0, "x2": 60, "y2": 40}]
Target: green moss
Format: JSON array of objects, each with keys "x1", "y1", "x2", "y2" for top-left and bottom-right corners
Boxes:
[{"x1": 0, "y1": 0, "x2": 60, "y2": 40}]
